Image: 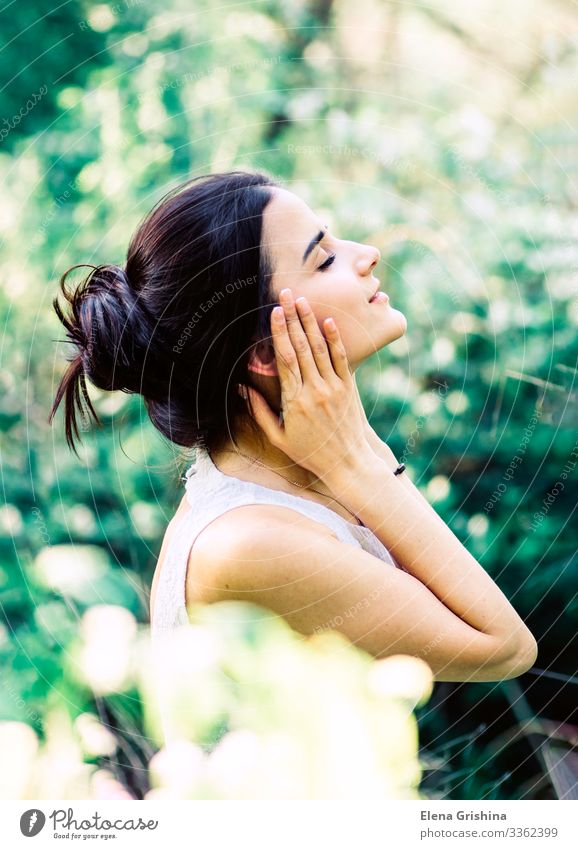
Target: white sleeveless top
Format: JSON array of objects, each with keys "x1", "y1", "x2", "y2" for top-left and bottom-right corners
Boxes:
[{"x1": 150, "y1": 444, "x2": 400, "y2": 641}]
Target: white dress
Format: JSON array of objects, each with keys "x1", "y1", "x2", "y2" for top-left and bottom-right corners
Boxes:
[{"x1": 150, "y1": 443, "x2": 401, "y2": 642}]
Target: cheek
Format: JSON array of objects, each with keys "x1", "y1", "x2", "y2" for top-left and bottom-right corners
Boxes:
[
  {"x1": 309, "y1": 282, "x2": 359, "y2": 321},
  {"x1": 306, "y1": 284, "x2": 365, "y2": 352},
  {"x1": 310, "y1": 305, "x2": 361, "y2": 356}
]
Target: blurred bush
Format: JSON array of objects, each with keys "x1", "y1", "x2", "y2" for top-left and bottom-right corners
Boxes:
[{"x1": 0, "y1": 596, "x2": 433, "y2": 800}]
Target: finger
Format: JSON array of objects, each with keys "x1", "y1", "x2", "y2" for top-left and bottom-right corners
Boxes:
[
  {"x1": 279, "y1": 289, "x2": 322, "y2": 383},
  {"x1": 243, "y1": 385, "x2": 285, "y2": 447},
  {"x1": 269, "y1": 305, "x2": 302, "y2": 400},
  {"x1": 294, "y1": 296, "x2": 335, "y2": 381},
  {"x1": 322, "y1": 317, "x2": 351, "y2": 382}
]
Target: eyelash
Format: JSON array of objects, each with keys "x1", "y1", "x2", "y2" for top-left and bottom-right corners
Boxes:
[{"x1": 317, "y1": 252, "x2": 336, "y2": 272}]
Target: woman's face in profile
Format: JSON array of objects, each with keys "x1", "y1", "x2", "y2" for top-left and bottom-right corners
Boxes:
[{"x1": 260, "y1": 187, "x2": 407, "y2": 370}]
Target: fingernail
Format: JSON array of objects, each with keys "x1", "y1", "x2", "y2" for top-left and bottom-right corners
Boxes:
[
  {"x1": 295, "y1": 297, "x2": 310, "y2": 312},
  {"x1": 272, "y1": 306, "x2": 284, "y2": 322},
  {"x1": 280, "y1": 288, "x2": 293, "y2": 302},
  {"x1": 237, "y1": 384, "x2": 248, "y2": 399}
]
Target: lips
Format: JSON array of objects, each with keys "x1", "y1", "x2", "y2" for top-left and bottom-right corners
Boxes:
[{"x1": 369, "y1": 289, "x2": 389, "y2": 303}]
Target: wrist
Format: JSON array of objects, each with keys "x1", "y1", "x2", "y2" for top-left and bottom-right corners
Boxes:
[
  {"x1": 325, "y1": 450, "x2": 404, "y2": 513},
  {"x1": 320, "y1": 443, "x2": 389, "y2": 493},
  {"x1": 364, "y1": 426, "x2": 399, "y2": 469}
]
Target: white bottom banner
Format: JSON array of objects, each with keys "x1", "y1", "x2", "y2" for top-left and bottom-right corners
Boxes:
[{"x1": 1, "y1": 800, "x2": 575, "y2": 849}]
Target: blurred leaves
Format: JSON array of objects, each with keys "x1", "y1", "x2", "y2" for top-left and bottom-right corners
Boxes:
[{"x1": 0, "y1": 0, "x2": 577, "y2": 800}]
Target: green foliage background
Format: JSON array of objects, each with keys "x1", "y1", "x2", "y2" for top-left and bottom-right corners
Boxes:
[{"x1": 0, "y1": 0, "x2": 577, "y2": 800}]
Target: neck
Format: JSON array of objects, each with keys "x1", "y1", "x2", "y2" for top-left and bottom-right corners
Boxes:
[
  {"x1": 216, "y1": 427, "x2": 326, "y2": 490},
  {"x1": 213, "y1": 376, "x2": 326, "y2": 489}
]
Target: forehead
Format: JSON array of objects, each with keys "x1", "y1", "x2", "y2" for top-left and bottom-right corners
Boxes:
[{"x1": 261, "y1": 188, "x2": 321, "y2": 264}]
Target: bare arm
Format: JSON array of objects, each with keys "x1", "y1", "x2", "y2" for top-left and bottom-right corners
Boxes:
[
  {"x1": 322, "y1": 444, "x2": 537, "y2": 664},
  {"x1": 195, "y1": 506, "x2": 536, "y2": 682},
  {"x1": 350, "y1": 376, "x2": 536, "y2": 662}
]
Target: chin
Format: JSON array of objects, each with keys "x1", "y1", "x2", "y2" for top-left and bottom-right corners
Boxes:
[
  {"x1": 351, "y1": 310, "x2": 408, "y2": 365},
  {"x1": 378, "y1": 306, "x2": 407, "y2": 346},
  {"x1": 347, "y1": 303, "x2": 409, "y2": 364},
  {"x1": 394, "y1": 308, "x2": 408, "y2": 335}
]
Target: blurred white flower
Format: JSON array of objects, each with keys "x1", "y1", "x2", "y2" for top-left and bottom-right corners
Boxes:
[
  {"x1": 122, "y1": 33, "x2": 148, "y2": 57},
  {"x1": 95, "y1": 392, "x2": 129, "y2": 416},
  {"x1": 413, "y1": 391, "x2": 441, "y2": 416},
  {"x1": 74, "y1": 713, "x2": 117, "y2": 757},
  {"x1": 446, "y1": 391, "x2": 470, "y2": 415},
  {"x1": 0, "y1": 504, "x2": 23, "y2": 535},
  {"x1": 487, "y1": 299, "x2": 511, "y2": 333},
  {"x1": 78, "y1": 606, "x2": 137, "y2": 695},
  {"x1": 87, "y1": 5, "x2": 116, "y2": 32},
  {"x1": 77, "y1": 162, "x2": 101, "y2": 192},
  {"x1": 148, "y1": 740, "x2": 207, "y2": 798},
  {"x1": 431, "y1": 337, "x2": 455, "y2": 366},
  {"x1": 426, "y1": 475, "x2": 451, "y2": 502},
  {"x1": 0, "y1": 722, "x2": 38, "y2": 799},
  {"x1": 450, "y1": 311, "x2": 480, "y2": 334},
  {"x1": 206, "y1": 730, "x2": 307, "y2": 799},
  {"x1": 142, "y1": 624, "x2": 230, "y2": 744},
  {"x1": 223, "y1": 11, "x2": 277, "y2": 39},
  {"x1": 34, "y1": 545, "x2": 108, "y2": 594},
  {"x1": 287, "y1": 91, "x2": 326, "y2": 121},
  {"x1": 367, "y1": 655, "x2": 434, "y2": 709},
  {"x1": 467, "y1": 513, "x2": 490, "y2": 537},
  {"x1": 90, "y1": 769, "x2": 134, "y2": 800},
  {"x1": 303, "y1": 40, "x2": 333, "y2": 71},
  {"x1": 370, "y1": 365, "x2": 413, "y2": 399},
  {"x1": 33, "y1": 710, "x2": 94, "y2": 799},
  {"x1": 130, "y1": 501, "x2": 164, "y2": 540},
  {"x1": 68, "y1": 505, "x2": 98, "y2": 538}
]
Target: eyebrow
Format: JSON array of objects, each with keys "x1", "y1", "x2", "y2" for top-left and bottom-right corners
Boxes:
[{"x1": 302, "y1": 228, "x2": 327, "y2": 265}]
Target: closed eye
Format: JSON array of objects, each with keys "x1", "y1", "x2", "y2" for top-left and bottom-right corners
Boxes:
[{"x1": 317, "y1": 252, "x2": 336, "y2": 272}]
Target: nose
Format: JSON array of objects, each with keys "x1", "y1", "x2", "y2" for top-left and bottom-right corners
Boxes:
[{"x1": 356, "y1": 244, "x2": 381, "y2": 276}]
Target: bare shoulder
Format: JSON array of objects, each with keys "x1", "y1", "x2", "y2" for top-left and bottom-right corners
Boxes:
[
  {"x1": 187, "y1": 503, "x2": 339, "y2": 603},
  {"x1": 195, "y1": 502, "x2": 339, "y2": 554},
  {"x1": 187, "y1": 502, "x2": 397, "y2": 638}
]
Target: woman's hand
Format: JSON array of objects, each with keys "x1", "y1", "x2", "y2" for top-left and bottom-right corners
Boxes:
[{"x1": 241, "y1": 288, "x2": 374, "y2": 483}]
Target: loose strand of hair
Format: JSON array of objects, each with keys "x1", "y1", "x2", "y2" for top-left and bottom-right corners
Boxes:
[{"x1": 48, "y1": 264, "x2": 104, "y2": 456}]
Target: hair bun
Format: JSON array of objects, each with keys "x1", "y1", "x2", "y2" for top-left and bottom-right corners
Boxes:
[
  {"x1": 54, "y1": 262, "x2": 162, "y2": 400},
  {"x1": 50, "y1": 261, "x2": 170, "y2": 456},
  {"x1": 80, "y1": 264, "x2": 146, "y2": 390}
]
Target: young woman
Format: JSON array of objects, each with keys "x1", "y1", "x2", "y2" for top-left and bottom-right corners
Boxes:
[{"x1": 50, "y1": 170, "x2": 537, "y2": 683}]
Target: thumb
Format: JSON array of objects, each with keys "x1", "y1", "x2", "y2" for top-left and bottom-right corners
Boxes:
[{"x1": 243, "y1": 385, "x2": 284, "y2": 444}]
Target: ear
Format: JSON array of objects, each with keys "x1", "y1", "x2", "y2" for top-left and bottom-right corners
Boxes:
[{"x1": 247, "y1": 340, "x2": 278, "y2": 377}]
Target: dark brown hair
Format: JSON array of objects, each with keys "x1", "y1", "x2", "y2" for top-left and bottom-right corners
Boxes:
[{"x1": 48, "y1": 170, "x2": 280, "y2": 457}]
